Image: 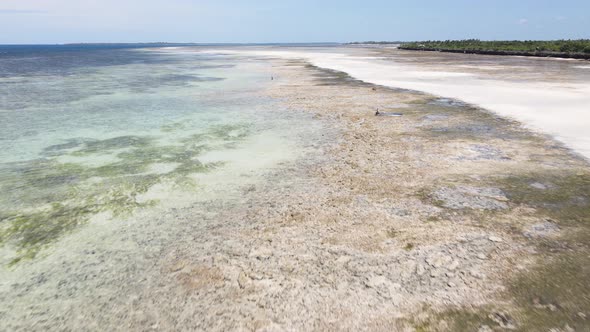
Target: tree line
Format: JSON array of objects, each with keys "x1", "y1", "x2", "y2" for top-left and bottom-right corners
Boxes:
[{"x1": 398, "y1": 39, "x2": 590, "y2": 54}]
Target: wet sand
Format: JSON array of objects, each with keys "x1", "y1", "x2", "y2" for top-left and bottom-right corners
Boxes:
[
  {"x1": 216, "y1": 47, "x2": 590, "y2": 160},
  {"x1": 2, "y1": 50, "x2": 590, "y2": 331}
]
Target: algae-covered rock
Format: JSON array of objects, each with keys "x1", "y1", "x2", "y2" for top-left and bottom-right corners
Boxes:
[{"x1": 432, "y1": 186, "x2": 509, "y2": 210}]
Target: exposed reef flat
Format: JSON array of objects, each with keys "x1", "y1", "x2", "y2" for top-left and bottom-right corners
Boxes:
[
  {"x1": 1, "y1": 57, "x2": 589, "y2": 331},
  {"x1": 253, "y1": 61, "x2": 590, "y2": 331}
]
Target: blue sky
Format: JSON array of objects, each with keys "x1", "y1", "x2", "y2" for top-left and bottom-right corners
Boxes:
[{"x1": 1, "y1": 0, "x2": 588, "y2": 44}]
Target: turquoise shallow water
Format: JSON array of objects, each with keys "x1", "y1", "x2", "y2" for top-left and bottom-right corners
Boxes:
[{"x1": 0, "y1": 46, "x2": 315, "y2": 265}]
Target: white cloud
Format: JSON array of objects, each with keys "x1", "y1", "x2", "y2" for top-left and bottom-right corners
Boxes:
[{"x1": 518, "y1": 18, "x2": 529, "y2": 25}]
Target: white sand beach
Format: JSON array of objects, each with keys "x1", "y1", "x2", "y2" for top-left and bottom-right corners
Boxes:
[{"x1": 210, "y1": 47, "x2": 590, "y2": 160}]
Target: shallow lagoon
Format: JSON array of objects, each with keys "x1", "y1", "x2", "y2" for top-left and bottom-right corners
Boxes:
[{"x1": 0, "y1": 46, "x2": 320, "y2": 265}]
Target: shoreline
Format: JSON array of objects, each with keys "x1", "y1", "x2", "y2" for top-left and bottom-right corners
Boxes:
[{"x1": 213, "y1": 47, "x2": 590, "y2": 161}]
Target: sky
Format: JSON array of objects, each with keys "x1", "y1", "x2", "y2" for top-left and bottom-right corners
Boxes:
[{"x1": 0, "y1": 0, "x2": 588, "y2": 44}]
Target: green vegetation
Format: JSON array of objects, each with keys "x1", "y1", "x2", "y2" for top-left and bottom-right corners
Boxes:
[
  {"x1": 0, "y1": 123, "x2": 251, "y2": 265},
  {"x1": 509, "y1": 249, "x2": 590, "y2": 331},
  {"x1": 411, "y1": 307, "x2": 500, "y2": 332},
  {"x1": 304, "y1": 64, "x2": 374, "y2": 88},
  {"x1": 497, "y1": 172, "x2": 590, "y2": 225},
  {"x1": 412, "y1": 170, "x2": 590, "y2": 330},
  {"x1": 497, "y1": 172, "x2": 590, "y2": 331},
  {"x1": 399, "y1": 39, "x2": 590, "y2": 54}
]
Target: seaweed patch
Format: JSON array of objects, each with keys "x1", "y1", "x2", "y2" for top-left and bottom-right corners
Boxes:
[{"x1": 0, "y1": 123, "x2": 251, "y2": 265}]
